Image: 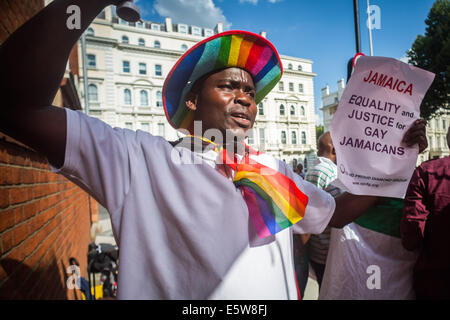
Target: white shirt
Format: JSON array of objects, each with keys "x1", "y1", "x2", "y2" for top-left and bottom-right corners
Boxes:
[{"x1": 53, "y1": 109, "x2": 335, "y2": 299}]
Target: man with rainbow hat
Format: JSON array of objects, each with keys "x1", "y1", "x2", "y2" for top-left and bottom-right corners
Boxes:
[{"x1": 0, "y1": 0, "x2": 427, "y2": 299}]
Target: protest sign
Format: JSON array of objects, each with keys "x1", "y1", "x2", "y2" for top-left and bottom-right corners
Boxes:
[{"x1": 330, "y1": 56, "x2": 435, "y2": 198}]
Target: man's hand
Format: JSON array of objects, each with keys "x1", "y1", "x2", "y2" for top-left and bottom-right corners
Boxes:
[{"x1": 402, "y1": 119, "x2": 428, "y2": 153}]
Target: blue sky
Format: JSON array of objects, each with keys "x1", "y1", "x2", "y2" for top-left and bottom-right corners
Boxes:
[{"x1": 134, "y1": 0, "x2": 436, "y2": 124}]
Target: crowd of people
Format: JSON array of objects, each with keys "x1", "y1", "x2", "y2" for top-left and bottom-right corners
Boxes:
[{"x1": 0, "y1": 0, "x2": 448, "y2": 300}]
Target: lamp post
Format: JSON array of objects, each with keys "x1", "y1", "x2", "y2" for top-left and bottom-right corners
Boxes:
[
  {"x1": 367, "y1": 0, "x2": 374, "y2": 56},
  {"x1": 353, "y1": 0, "x2": 361, "y2": 54}
]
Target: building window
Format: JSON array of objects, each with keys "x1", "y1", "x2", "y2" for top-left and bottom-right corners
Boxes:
[
  {"x1": 138, "y1": 38, "x2": 145, "y2": 46},
  {"x1": 279, "y1": 104, "x2": 285, "y2": 116},
  {"x1": 281, "y1": 131, "x2": 287, "y2": 144},
  {"x1": 288, "y1": 63, "x2": 293, "y2": 70},
  {"x1": 300, "y1": 105, "x2": 305, "y2": 116},
  {"x1": 301, "y1": 131, "x2": 306, "y2": 144},
  {"x1": 290, "y1": 105, "x2": 295, "y2": 116},
  {"x1": 122, "y1": 35, "x2": 129, "y2": 44},
  {"x1": 289, "y1": 82, "x2": 294, "y2": 92},
  {"x1": 156, "y1": 90, "x2": 162, "y2": 107},
  {"x1": 154, "y1": 40, "x2": 161, "y2": 48},
  {"x1": 123, "y1": 61, "x2": 130, "y2": 73},
  {"x1": 88, "y1": 84, "x2": 98, "y2": 102},
  {"x1": 137, "y1": 21, "x2": 144, "y2": 28},
  {"x1": 120, "y1": 19, "x2": 127, "y2": 25},
  {"x1": 192, "y1": 26, "x2": 201, "y2": 36},
  {"x1": 247, "y1": 129, "x2": 254, "y2": 144},
  {"x1": 155, "y1": 64, "x2": 162, "y2": 76},
  {"x1": 152, "y1": 24, "x2": 160, "y2": 31},
  {"x1": 298, "y1": 83, "x2": 304, "y2": 93},
  {"x1": 158, "y1": 123, "x2": 165, "y2": 136},
  {"x1": 124, "y1": 89, "x2": 131, "y2": 105},
  {"x1": 125, "y1": 122, "x2": 133, "y2": 130},
  {"x1": 140, "y1": 90, "x2": 148, "y2": 106},
  {"x1": 443, "y1": 119, "x2": 447, "y2": 130},
  {"x1": 204, "y1": 29, "x2": 214, "y2": 37},
  {"x1": 298, "y1": 65, "x2": 303, "y2": 71},
  {"x1": 141, "y1": 122, "x2": 150, "y2": 132},
  {"x1": 97, "y1": 10, "x2": 106, "y2": 19},
  {"x1": 258, "y1": 103, "x2": 264, "y2": 116},
  {"x1": 87, "y1": 28, "x2": 94, "y2": 36},
  {"x1": 292, "y1": 131, "x2": 297, "y2": 144},
  {"x1": 279, "y1": 81, "x2": 284, "y2": 91},
  {"x1": 181, "y1": 44, "x2": 188, "y2": 52},
  {"x1": 87, "y1": 54, "x2": 96, "y2": 68},
  {"x1": 178, "y1": 24, "x2": 187, "y2": 34},
  {"x1": 259, "y1": 128, "x2": 265, "y2": 145},
  {"x1": 139, "y1": 63, "x2": 147, "y2": 75}
]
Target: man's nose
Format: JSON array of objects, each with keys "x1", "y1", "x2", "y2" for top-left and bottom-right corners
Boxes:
[{"x1": 234, "y1": 90, "x2": 251, "y2": 106}]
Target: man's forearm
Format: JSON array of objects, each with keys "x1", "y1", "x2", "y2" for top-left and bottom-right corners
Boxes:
[
  {"x1": 0, "y1": 0, "x2": 116, "y2": 109},
  {"x1": 328, "y1": 193, "x2": 378, "y2": 228}
]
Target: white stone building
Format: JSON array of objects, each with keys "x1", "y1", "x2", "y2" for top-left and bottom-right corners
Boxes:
[
  {"x1": 321, "y1": 80, "x2": 450, "y2": 165},
  {"x1": 80, "y1": 6, "x2": 317, "y2": 170},
  {"x1": 320, "y1": 78, "x2": 346, "y2": 133}
]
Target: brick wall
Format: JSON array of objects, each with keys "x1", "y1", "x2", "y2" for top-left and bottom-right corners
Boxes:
[{"x1": 0, "y1": 0, "x2": 99, "y2": 299}]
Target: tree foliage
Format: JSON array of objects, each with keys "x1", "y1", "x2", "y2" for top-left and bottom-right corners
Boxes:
[
  {"x1": 407, "y1": 0, "x2": 450, "y2": 120},
  {"x1": 316, "y1": 125, "x2": 324, "y2": 141}
]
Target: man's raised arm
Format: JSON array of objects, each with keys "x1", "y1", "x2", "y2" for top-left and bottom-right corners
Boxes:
[{"x1": 0, "y1": 0, "x2": 119, "y2": 167}]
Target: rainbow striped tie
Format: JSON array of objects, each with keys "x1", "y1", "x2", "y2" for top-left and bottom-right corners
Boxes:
[{"x1": 189, "y1": 136, "x2": 309, "y2": 238}]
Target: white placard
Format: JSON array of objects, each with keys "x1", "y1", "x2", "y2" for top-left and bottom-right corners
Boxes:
[{"x1": 330, "y1": 56, "x2": 435, "y2": 198}]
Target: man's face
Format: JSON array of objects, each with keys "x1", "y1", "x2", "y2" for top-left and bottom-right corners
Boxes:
[{"x1": 188, "y1": 67, "x2": 257, "y2": 141}]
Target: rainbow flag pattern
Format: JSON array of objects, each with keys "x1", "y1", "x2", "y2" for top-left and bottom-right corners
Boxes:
[
  {"x1": 163, "y1": 30, "x2": 283, "y2": 131},
  {"x1": 220, "y1": 146, "x2": 309, "y2": 238}
]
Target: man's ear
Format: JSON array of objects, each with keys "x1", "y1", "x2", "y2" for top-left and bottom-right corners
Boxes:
[{"x1": 185, "y1": 91, "x2": 198, "y2": 111}]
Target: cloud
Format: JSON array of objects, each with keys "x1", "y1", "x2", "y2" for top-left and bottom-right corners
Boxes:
[
  {"x1": 238, "y1": 0, "x2": 283, "y2": 4},
  {"x1": 398, "y1": 54, "x2": 410, "y2": 64},
  {"x1": 153, "y1": 0, "x2": 231, "y2": 29},
  {"x1": 239, "y1": 0, "x2": 258, "y2": 4}
]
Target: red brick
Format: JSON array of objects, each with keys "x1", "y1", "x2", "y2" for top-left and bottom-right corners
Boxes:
[
  {"x1": 0, "y1": 188, "x2": 9, "y2": 208},
  {"x1": 32, "y1": 184, "x2": 48, "y2": 199},
  {"x1": 0, "y1": 166, "x2": 13, "y2": 184},
  {"x1": 0, "y1": 4, "x2": 14, "y2": 34},
  {"x1": 0, "y1": 230, "x2": 14, "y2": 254},
  {"x1": 5, "y1": 3, "x2": 20, "y2": 31},
  {"x1": 0, "y1": 207, "x2": 18, "y2": 232},
  {"x1": 18, "y1": 168, "x2": 35, "y2": 184},
  {"x1": 22, "y1": 200, "x2": 40, "y2": 221},
  {"x1": 9, "y1": 186, "x2": 30, "y2": 205},
  {"x1": 8, "y1": 0, "x2": 25, "y2": 25},
  {"x1": 0, "y1": 146, "x2": 9, "y2": 164},
  {"x1": 0, "y1": 23, "x2": 9, "y2": 43}
]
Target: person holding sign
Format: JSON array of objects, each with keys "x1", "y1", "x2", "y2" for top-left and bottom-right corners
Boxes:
[
  {"x1": 331, "y1": 55, "x2": 435, "y2": 198},
  {"x1": 320, "y1": 52, "x2": 433, "y2": 299},
  {"x1": 401, "y1": 125, "x2": 450, "y2": 300},
  {"x1": 0, "y1": 0, "x2": 429, "y2": 299}
]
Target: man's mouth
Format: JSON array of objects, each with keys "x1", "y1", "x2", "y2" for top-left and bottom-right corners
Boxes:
[{"x1": 230, "y1": 112, "x2": 251, "y2": 127}]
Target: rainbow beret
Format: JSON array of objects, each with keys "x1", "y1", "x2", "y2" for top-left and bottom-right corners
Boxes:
[{"x1": 163, "y1": 30, "x2": 283, "y2": 132}]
